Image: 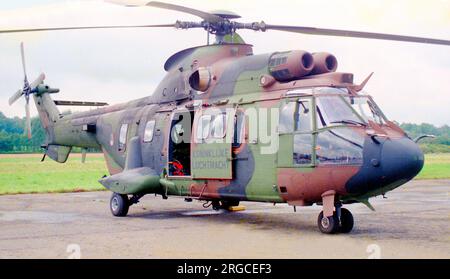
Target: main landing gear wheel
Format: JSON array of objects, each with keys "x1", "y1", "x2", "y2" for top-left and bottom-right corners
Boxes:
[
  {"x1": 317, "y1": 211, "x2": 340, "y2": 234},
  {"x1": 339, "y1": 208, "x2": 354, "y2": 233},
  {"x1": 110, "y1": 193, "x2": 129, "y2": 217}
]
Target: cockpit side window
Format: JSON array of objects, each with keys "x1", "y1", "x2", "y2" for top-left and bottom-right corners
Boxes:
[
  {"x1": 295, "y1": 100, "x2": 312, "y2": 132},
  {"x1": 316, "y1": 128, "x2": 364, "y2": 165},
  {"x1": 279, "y1": 101, "x2": 296, "y2": 133},
  {"x1": 293, "y1": 97, "x2": 314, "y2": 166}
]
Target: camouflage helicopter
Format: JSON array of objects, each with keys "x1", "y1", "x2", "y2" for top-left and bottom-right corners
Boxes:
[{"x1": 5, "y1": 1, "x2": 450, "y2": 234}]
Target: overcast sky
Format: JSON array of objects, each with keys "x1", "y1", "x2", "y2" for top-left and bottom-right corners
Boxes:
[{"x1": 0, "y1": 0, "x2": 449, "y2": 126}]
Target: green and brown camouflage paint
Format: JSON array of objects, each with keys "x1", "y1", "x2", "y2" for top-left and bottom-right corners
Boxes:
[{"x1": 31, "y1": 39, "x2": 424, "y2": 209}]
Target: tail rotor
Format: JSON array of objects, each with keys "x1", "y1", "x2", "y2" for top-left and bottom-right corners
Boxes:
[{"x1": 8, "y1": 42, "x2": 57, "y2": 139}]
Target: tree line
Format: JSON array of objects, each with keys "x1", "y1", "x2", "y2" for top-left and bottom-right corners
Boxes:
[
  {"x1": 0, "y1": 112, "x2": 98, "y2": 153},
  {"x1": 0, "y1": 111, "x2": 449, "y2": 153}
]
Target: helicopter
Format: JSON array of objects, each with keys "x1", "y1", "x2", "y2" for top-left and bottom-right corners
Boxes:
[{"x1": 4, "y1": 1, "x2": 450, "y2": 234}]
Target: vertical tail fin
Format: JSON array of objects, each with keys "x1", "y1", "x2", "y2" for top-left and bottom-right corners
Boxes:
[{"x1": 33, "y1": 92, "x2": 60, "y2": 145}]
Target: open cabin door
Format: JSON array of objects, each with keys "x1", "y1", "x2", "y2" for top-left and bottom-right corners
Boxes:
[{"x1": 191, "y1": 106, "x2": 235, "y2": 179}]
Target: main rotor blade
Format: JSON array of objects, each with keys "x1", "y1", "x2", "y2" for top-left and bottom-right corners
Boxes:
[
  {"x1": 263, "y1": 24, "x2": 450, "y2": 46},
  {"x1": 9, "y1": 89, "x2": 23, "y2": 106},
  {"x1": 146, "y1": 1, "x2": 223, "y2": 23},
  {"x1": 0, "y1": 24, "x2": 174, "y2": 34},
  {"x1": 20, "y1": 42, "x2": 28, "y2": 79}
]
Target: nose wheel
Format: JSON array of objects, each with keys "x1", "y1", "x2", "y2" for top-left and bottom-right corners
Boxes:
[
  {"x1": 318, "y1": 211, "x2": 339, "y2": 234},
  {"x1": 317, "y1": 207, "x2": 354, "y2": 234},
  {"x1": 339, "y1": 207, "x2": 354, "y2": 233}
]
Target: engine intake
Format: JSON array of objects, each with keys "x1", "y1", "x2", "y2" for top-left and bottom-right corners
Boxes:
[
  {"x1": 311, "y1": 52, "x2": 338, "y2": 75},
  {"x1": 189, "y1": 67, "x2": 211, "y2": 92},
  {"x1": 269, "y1": 50, "x2": 314, "y2": 81}
]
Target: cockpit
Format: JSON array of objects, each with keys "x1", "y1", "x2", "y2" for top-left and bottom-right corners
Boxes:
[
  {"x1": 280, "y1": 87, "x2": 388, "y2": 167},
  {"x1": 314, "y1": 87, "x2": 387, "y2": 127}
]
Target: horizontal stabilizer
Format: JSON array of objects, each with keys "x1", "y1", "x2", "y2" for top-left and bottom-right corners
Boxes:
[
  {"x1": 54, "y1": 100, "x2": 109, "y2": 106},
  {"x1": 45, "y1": 144, "x2": 72, "y2": 163}
]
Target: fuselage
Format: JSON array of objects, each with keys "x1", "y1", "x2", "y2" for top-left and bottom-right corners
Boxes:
[{"x1": 44, "y1": 43, "x2": 424, "y2": 206}]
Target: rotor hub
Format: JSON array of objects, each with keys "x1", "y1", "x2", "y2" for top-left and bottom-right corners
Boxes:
[{"x1": 209, "y1": 10, "x2": 241, "y2": 20}]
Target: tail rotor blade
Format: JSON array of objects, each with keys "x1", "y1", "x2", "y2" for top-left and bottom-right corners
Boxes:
[
  {"x1": 9, "y1": 89, "x2": 23, "y2": 105},
  {"x1": 29, "y1": 73, "x2": 46, "y2": 89},
  {"x1": 25, "y1": 100, "x2": 32, "y2": 139}
]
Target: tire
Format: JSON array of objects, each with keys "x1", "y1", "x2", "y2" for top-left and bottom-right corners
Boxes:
[
  {"x1": 339, "y1": 208, "x2": 354, "y2": 233},
  {"x1": 110, "y1": 193, "x2": 129, "y2": 217},
  {"x1": 317, "y1": 211, "x2": 339, "y2": 234}
]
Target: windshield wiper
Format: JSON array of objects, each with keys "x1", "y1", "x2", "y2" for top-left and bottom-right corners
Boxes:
[{"x1": 330, "y1": 120, "x2": 367, "y2": 126}]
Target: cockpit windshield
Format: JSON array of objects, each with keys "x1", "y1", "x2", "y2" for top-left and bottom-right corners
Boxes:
[
  {"x1": 315, "y1": 88, "x2": 387, "y2": 127},
  {"x1": 316, "y1": 96, "x2": 364, "y2": 128},
  {"x1": 344, "y1": 95, "x2": 386, "y2": 125}
]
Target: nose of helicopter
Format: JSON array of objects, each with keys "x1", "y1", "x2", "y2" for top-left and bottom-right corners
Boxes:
[
  {"x1": 346, "y1": 136, "x2": 424, "y2": 195},
  {"x1": 380, "y1": 137, "x2": 424, "y2": 181}
]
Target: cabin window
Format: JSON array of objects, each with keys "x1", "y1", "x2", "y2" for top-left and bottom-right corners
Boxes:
[
  {"x1": 196, "y1": 113, "x2": 229, "y2": 141},
  {"x1": 118, "y1": 123, "x2": 128, "y2": 151},
  {"x1": 211, "y1": 113, "x2": 227, "y2": 139},
  {"x1": 143, "y1": 120, "x2": 156, "y2": 143},
  {"x1": 196, "y1": 115, "x2": 212, "y2": 141}
]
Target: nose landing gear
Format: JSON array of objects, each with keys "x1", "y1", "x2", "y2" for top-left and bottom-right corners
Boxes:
[
  {"x1": 318, "y1": 190, "x2": 354, "y2": 234},
  {"x1": 339, "y1": 207, "x2": 354, "y2": 233},
  {"x1": 317, "y1": 207, "x2": 354, "y2": 234}
]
